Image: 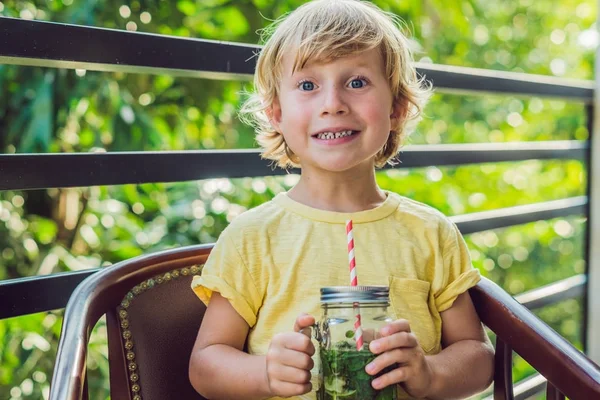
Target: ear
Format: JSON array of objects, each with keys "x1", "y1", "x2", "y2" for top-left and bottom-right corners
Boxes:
[
  {"x1": 266, "y1": 97, "x2": 283, "y2": 132},
  {"x1": 390, "y1": 98, "x2": 407, "y2": 126}
]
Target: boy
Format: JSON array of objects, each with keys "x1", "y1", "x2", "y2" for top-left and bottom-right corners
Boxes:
[{"x1": 189, "y1": 0, "x2": 494, "y2": 399}]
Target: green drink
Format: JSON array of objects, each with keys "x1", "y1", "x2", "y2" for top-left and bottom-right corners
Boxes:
[
  {"x1": 315, "y1": 286, "x2": 397, "y2": 400},
  {"x1": 318, "y1": 344, "x2": 396, "y2": 400}
]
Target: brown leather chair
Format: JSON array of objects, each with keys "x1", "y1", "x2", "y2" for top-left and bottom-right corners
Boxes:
[
  {"x1": 50, "y1": 244, "x2": 211, "y2": 400},
  {"x1": 49, "y1": 244, "x2": 600, "y2": 400}
]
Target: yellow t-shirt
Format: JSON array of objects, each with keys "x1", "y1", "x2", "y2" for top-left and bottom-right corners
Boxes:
[{"x1": 191, "y1": 191, "x2": 480, "y2": 400}]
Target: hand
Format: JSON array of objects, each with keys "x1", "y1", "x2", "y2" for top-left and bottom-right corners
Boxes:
[
  {"x1": 365, "y1": 319, "x2": 434, "y2": 398},
  {"x1": 265, "y1": 313, "x2": 316, "y2": 397}
]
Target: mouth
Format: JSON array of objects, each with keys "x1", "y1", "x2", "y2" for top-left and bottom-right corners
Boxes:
[{"x1": 312, "y1": 129, "x2": 359, "y2": 140}]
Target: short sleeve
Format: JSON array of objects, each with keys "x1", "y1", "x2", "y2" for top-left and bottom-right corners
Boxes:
[
  {"x1": 191, "y1": 231, "x2": 263, "y2": 327},
  {"x1": 434, "y1": 221, "x2": 481, "y2": 312}
]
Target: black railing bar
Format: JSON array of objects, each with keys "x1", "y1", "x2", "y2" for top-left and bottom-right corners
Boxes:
[
  {"x1": 401, "y1": 140, "x2": 587, "y2": 166},
  {"x1": 420, "y1": 62, "x2": 594, "y2": 102},
  {"x1": 0, "y1": 16, "x2": 594, "y2": 101},
  {"x1": 516, "y1": 274, "x2": 587, "y2": 310},
  {"x1": 450, "y1": 196, "x2": 587, "y2": 235},
  {"x1": 0, "y1": 16, "x2": 258, "y2": 80},
  {"x1": 0, "y1": 269, "x2": 99, "y2": 320},
  {"x1": 0, "y1": 141, "x2": 587, "y2": 191}
]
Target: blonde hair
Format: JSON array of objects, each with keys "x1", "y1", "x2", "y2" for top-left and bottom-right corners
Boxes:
[{"x1": 240, "y1": 0, "x2": 432, "y2": 169}]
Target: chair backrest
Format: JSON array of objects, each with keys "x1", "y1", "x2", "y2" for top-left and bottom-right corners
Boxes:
[
  {"x1": 106, "y1": 264, "x2": 207, "y2": 400},
  {"x1": 49, "y1": 244, "x2": 214, "y2": 400}
]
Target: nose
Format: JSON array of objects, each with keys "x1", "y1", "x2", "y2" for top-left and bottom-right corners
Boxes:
[{"x1": 320, "y1": 84, "x2": 349, "y2": 116}]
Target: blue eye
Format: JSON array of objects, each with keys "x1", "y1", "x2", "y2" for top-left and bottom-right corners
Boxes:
[
  {"x1": 349, "y1": 78, "x2": 367, "y2": 89},
  {"x1": 300, "y1": 81, "x2": 315, "y2": 91}
]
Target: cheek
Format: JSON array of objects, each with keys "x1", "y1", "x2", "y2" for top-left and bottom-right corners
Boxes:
[
  {"x1": 278, "y1": 97, "x2": 310, "y2": 149},
  {"x1": 364, "y1": 104, "x2": 393, "y2": 130},
  {"x1": 280, "y1": 95, "x2": 311, "y2": 123}
]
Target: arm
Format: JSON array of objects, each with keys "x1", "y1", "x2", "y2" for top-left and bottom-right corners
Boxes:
[
  {"x1": 189, "y1": 293, "x2": 316, "y2": 399},
  {"x1": 366, "y1": 291, "x2": 494, "y2": 399},
  {"x1": 189, "y1": 292, "x2": 271, "y2": 399},
  {"x1": 425, "y1": 291, "x2": 494, "y2": 399}
]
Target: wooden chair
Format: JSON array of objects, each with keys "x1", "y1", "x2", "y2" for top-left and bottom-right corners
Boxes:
[{"x1": 49, "y1": 244, "x2": 600, "y2": 400}]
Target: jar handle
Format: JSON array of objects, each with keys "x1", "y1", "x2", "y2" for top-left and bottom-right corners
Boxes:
[
  {"x1": 300, "y1": 322, "x2": 325, "y2": 345},
  {"x1": 312, "y1": 322, "x2": 321, "y2": 343}
]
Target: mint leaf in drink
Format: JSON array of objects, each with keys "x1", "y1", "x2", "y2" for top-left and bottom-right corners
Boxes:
[{"x1": 318, "y1": 345, "x2": 396, "y2": 400}]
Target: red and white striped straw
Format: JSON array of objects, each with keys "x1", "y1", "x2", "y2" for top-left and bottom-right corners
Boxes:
[
  {"x1": 347, "y1": 220, "x2": 357, "y2": 286},
  {"x1": 346, "y1": 220, "x2": 363, "y2": 351}
]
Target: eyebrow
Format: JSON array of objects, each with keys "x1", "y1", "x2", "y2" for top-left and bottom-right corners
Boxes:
[
  {"x1": 292, "y1": 59, "x2": 377, "y2": 75},
  {"x1": 352, "y1": 60, "x2": 375, "y2": 69}
]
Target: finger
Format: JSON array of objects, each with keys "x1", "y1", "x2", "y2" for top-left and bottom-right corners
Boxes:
[
  {"x1": 283, "y1": 333, "x2": 316, "y2": 356},
  {"x1": 365, "y1": 348, "x2": 411, "y2": 375},
  {"x1": 278, "y1": 348, "x2": 315, "y2": 370},
  {"x1": 372, "y1": 366, "x2": 408, "y2": 390},
  {"x1": 271, "y1": 364, "x2": 312, "y2": 384},
  {"x1": 300, "y1": 326, "x2": 312, "y2": 339},
  {"x1": 294, "y1": 313, "x2": 316, "y2": 333},
  {"x1": 381, "y1": 319, "x2": 411, "y2": 336},
  {"x1": 370, "y1": 331, "x2": 418, "y2": 354}
]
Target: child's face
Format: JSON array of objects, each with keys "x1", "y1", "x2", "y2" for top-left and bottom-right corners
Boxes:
[{"x1": 269, "y1": 47, "x2": 401, "y2": 174}]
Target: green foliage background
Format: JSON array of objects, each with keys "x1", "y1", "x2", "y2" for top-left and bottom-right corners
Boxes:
[{"x1": 0, "y1": 0, "x2": 596, "y2": 398}]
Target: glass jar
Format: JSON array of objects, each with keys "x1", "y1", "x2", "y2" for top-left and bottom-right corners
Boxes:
[{"x1": 315, "y1": 286, "x2": 397, "y2": 400}]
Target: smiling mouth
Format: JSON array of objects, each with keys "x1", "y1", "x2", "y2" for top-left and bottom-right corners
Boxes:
[{"x1": 313, "y1": 130, "x2": 358, "y2": 140}]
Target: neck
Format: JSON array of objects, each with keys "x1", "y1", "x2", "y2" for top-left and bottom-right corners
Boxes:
[{"x1": 287, "y1": 166, "x2": 386, "y2": 213}]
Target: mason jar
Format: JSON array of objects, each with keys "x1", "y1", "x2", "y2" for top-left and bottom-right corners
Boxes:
[{"x1": 315, "y1": 286, "x2": 397, "y2": 400}]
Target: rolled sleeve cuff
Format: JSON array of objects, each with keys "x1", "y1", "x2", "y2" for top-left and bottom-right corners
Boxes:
[
  {"x1": 435, "y1": 269, "x2": 481, "y2": 312},
  {"x1": 191, "y1": 275, "x2": 257, "y2": 327}
]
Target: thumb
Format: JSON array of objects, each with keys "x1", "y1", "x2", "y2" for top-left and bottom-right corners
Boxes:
[{"x1": 294, "y1": 313, "x2": 315, "y2": 336}]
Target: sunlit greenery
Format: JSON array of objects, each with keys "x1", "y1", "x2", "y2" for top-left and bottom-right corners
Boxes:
[{"x1": 0, "y1": 0, "x2": 596, "y2": 398}]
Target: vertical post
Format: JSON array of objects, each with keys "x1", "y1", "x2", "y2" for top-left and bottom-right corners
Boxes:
[{"x1": 586, "y1": 1, "x2": 600, "y2": 363}]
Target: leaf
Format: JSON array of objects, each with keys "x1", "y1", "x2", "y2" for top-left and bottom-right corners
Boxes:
[
  {"x1": 177, "y1": 0, "x2": 197, "y2": 16},
  {"x1": 19, "y1": 74, "x2": 54, "y2": 153},
  {"x1": 213, "y1": 7, "x2": 250, "y2": 36},
  {"x1": 30, "y1": 218, "x2": 58, "y2": 245}
]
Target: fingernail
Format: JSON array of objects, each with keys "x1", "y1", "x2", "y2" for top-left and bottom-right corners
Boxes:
[
  {"x1": 372, "y1": 378, "x2": 381, "y2": 389},
  {"x1": 370, "y1": 342, "x2": 380, "y2": 352},
  {"x1": 366, "y1": 363, "x2": 375, "y2": 373}
]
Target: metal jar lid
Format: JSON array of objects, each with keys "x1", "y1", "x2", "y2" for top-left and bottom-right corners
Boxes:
[{"x1": 320, "y1": 285, "x2": 389, "y2": 304}]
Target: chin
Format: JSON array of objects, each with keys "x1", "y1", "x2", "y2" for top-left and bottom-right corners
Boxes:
[{"x1": 315, "y1": 160, "x2": 367, "y2": 173}]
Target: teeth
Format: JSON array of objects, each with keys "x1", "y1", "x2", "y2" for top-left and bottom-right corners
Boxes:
[{"x1": 316, "y1": 130, "x2": 354, "y2": 140}]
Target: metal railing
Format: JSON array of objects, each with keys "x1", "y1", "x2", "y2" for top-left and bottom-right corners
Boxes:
[{"x1": 0, "y1": 14, "x2": 597, "y2": 397}]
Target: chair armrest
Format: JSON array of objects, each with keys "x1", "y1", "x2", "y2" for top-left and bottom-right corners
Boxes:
[{"x1": 469, "y1": 277, "x2": 600, "y2": 399}]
